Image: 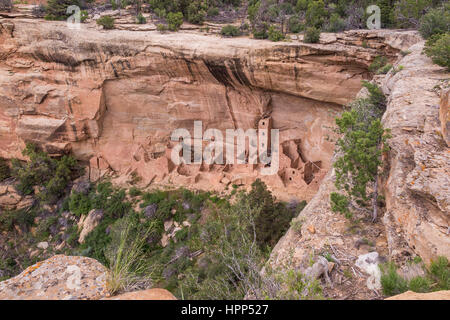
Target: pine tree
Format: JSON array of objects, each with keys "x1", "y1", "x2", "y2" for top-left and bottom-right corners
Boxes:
[{"x1": 331, "y1": 81, "x2": 390, "y2": 222}]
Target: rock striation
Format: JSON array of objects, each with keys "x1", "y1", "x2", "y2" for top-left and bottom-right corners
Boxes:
[
  {"x1": 0, "y1": 18, "x2": 421, "y2": 201},
  {"x1": 269, "y1": 39, "x2": 449, "y2": 287}
]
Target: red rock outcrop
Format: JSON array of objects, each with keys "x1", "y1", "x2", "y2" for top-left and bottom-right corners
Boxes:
[
  {"x1": 269, "y1": 40, "x2": 449, "y2": 293},
  {"x1": 0, "y1": 18, "x2": 421, "y2": 201}
]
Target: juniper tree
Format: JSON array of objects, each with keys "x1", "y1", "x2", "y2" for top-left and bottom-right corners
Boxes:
[{"x1": 331, "y1": 81, "x2": 390, "y2": 222}]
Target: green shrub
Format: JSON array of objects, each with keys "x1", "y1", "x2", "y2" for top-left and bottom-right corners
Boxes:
[
  {"x1": 80, "y1": 10, "x2": 88, "y2": 23},
  {"x1": 330, "y1": 192, "x2": 351, "y2": 218},
  {"x1": 268, "y1": 25, "x2": 284, "y2": 41},
  {"x1": 429, "y1": 256, "x2": 450, "y2": 290},
  {"x1": 68, "y1": 192, "x2": 91, "y2": 216},
  {"x1": 419, "y1": 7, "x2": 450, "y2": 39},
  {"x1": 154, "y1": 7, "x2": 166, "y2": 18},
  {"x1": 303, "y1": 27, "x2": 321, "y2": 43},
  {"x1": 207, "y1": 7, "x2": 219, "y2": 17},
  {"x1": 288, "y1": 15, "x2": 303, "y2": 33},
  {"x1": 326, "y1": 13, "x2": 346, "y2": 32},
  {"x1": 424, "y1": 32, "x2": 450, "y2": 71},
  {"x1": 167, "y1": 11, "x2": 183, "y2": 31},
  {"x1": 253, "y1": 28, "x2": 268, "y2": 39},
  {"x1": 331, "y1": 81, "x2": 389, "y2": 221},
  {"x1": 156, "y1": 23, "x2": 168, "y2": 32},
  {"x1": 408, "y1": 276, "x2": 432, "y2": 293},
  {"x1": 0, "y1": 208, "x2": 36, "y2": 232},
  {"x1": 128, "y1": 187, "x2": 142, "y2": 197},
  {"x1": 186, "y1": 1, "x2": 206, "y2": 24},
  {"x1": 394, "y1": 0, "x2": 432, "y2": 28},
  {"x1": 377, "y1": 63, "x2": 393, "y2": 75},
  {"x1": 11, "y1": 144, "x2": 80, "y2": 203},
  {"x1": 305, "y1": 0, "x2": 326, "y2": 28},
  {"x1": 369, "y1": 56, "x2": 389, "y2": 73},
  {"x1": 380, "y1": 257, "x2": 449, "y2": 297},
  {"x1": 0, "y1": 158, "x2": 10, "y2": 182},
  {"x1": 44, "y1": 0, "x2": 82, "y2": 21},
  {"x1": 246, "y1": 179, "x2": 297, "y2": 248},
  {"x1": 380, "y1": 262, "x2": 409, "y2": 296},
  {"x1": 295, "y1": 0, "x2": 308, "y2": 13},
  {"x1": 136, "y1": 13, "x2": 146, "y2": 24},
  {"x1": 97, "y1": 15, "x2": 115, "y2": 29},
  {"x1": 220, "y1": 25, "x2": 242, "y2": 37}
]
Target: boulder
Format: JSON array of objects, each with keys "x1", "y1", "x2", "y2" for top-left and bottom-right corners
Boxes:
[
  {"x1": 0, "y1": 255, "x2": 107, "y2": 300},
  {"x1": 386, "y1": 290, "x2": 450, "y2": 300},
  {"x1": 105, "y1": 288, "x2": 176, "y2": 300}
]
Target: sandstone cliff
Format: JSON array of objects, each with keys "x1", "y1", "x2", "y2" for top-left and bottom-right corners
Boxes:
[
  {"x1": 1, "y1": 17, "x2": 448, "y2": 300},
  {"x1": 269, "y1": 39, "x2": 449, "y2": 298},
  {"x1": 0, "y1": 18, "x2": 420, "y2": 201}
]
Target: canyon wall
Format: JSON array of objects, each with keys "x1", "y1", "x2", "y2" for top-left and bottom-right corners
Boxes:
[
  {"x1": 0, "y1": 19, "x2": 420, "y2": 200},
  {"x1": 270, "y1": 41, "x2": 450, "y2": 279}
]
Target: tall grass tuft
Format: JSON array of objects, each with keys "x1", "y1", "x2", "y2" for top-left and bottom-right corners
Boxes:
[{"x1": 105, "y1": 218, "x2": 155, "y2": 295}]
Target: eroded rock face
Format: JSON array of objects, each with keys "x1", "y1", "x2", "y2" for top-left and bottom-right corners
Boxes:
[
  {"x1": 269, "y1": 40, "x2": 449, "y2": 285},
  {"x1": 0, "y1": 255, "x2": 108, "y2": 300},
  {"x1": 381, "y1": 42, "x2": 450, "y2": 263},
  {"x1": 0, "y1": 18, "x2": 421, "y2": 201}
]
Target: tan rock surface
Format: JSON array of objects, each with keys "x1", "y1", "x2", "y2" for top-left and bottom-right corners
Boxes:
[
  {"x1": 269, "y1": 40, "x2": 449, "y2": 298},
  {"x1": 0, "y1": 255, "x2": 108, "y2": 300},
  {"x1": 0, "y1": 18, "x2": 420, "y2": 201},
  {"x1": 381, "y1": 43, "x2": 450, "y2": 263},
  {"x1": 386, "y1": 290, "x2": 450, "y2": 300},
  {"x1": 105, "y1": 288, "x2": 177, "y2": 300}
]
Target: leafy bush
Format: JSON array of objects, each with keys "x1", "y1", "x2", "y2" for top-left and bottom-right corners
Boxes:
[
  {"x1": 97, "y1": 15, "x2": 115, "y2": 29},
  {"x1": 246, "y1": 179, "x2": 298, "y2": 248},
  {"x1": 253, "y1": 28, "x2": 269, "y2": 39},
  {"x1": 11, "y1": 143, "x2": 80, "y2": 204},
  {"x1": 268, "y1": 25, "x2": 285, "y2": 42},
  {"x1": 305, "y1": 0, "x2": 326, "y2": 28},
  {"x1": 376, "y1": 63, "x2": 393, "y2": 75},
  {"x1": 207, "y1": 7, "x2": 219, "y2": 17},
  {"x1": 429, "y1": 256, "x2": 450, "y2": 290},
  {"x1": 424, "y1": 32, "x2": 450, "y2": 71},
  {"x1": 167, "y1": 11, "x2": 183, "y2": 31},
  {"x1": 220, "y1": 25, "x2": 242, "y2": 37},
  {"x1": 295, "y1": 0, "x2": 308, "y2": 13},
  {"x1": 419, "y1": 6, "x2": 450, "y2": 39},
  {"x1": 288, "y1": 15, "x2": 304, "y2": 33},
  {"x1": 331, "y1": 82, "x2": 389, "y2": 221},
  {"x1": 393, "y1": 0, "x2": 432, "y2": 28},
  {"x1": 326, "y1": 13, "x2": 346, "y2": 32},
  {"x1": 369, "y1": 56, "x2": 389, "y2": 73},
  {"x1": 330, "y1": 192, "x2": 351, "y2": 218},
  {"x1": 44, "y1": 0, "x2": 82, "y2": 21},
  {"x1": 380, "y1": 262, "x2": 409, "y2": 296},
  {"x1": 0, "y1": 158, "x2": 10, "y2": 182},
  {"x1": 136, "y1": 13, "x2": 146, "y2": 24},
  {"x1": 80, "y1": 10, "x2": 88, "y2": 23},
  {"x1": 380, "y1": 256, "x2": 450, "y2": 296},
  {"x1": 156, "y1": 23, "x2": 168, "y2": 32},
  {"x1": 303, "y1": 27, "x2": 321, "y2": 43},
  {"x1": 186, "y1": 0, "x2": 206, "y2": 24}
]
